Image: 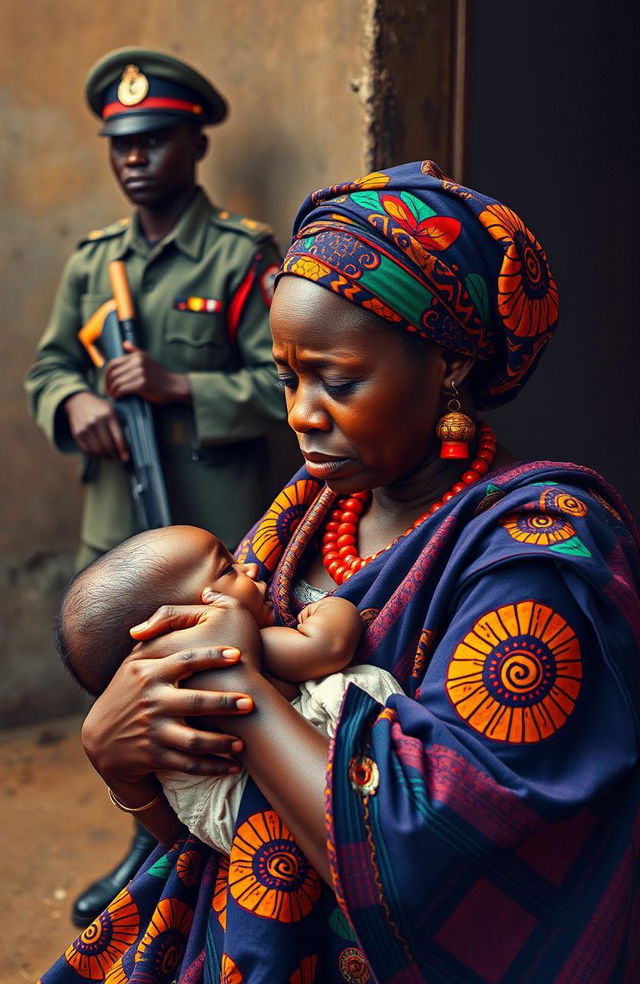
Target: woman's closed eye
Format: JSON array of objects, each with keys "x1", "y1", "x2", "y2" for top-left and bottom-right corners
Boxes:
[
  {"x1": 277, "y1": 375, "x2": 297, "y2": 390},
  {"x1": 323, "y1": 379, "x2": 359, "y2": 397},
  {"x1": 277, "y1": 374, "x2": 359, "y2": 397}
]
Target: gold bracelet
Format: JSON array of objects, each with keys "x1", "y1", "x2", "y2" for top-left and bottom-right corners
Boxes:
[{"x1": 108, "y1": 786, "x2": 162, "y2": 814}]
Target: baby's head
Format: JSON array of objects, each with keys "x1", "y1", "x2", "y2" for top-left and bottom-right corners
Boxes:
[{"x1": 56, "y1": 525, "x2": 273, "y2": 696}]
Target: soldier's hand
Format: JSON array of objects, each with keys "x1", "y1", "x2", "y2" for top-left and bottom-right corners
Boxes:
[
  {"x1": 105, "y1": 341, "x2": 191, "y2": 405},
  {"x1": 64, "y1": 391, "x2": 129, "y2": 462}
]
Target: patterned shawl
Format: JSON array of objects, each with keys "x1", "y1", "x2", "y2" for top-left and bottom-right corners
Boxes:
[{"x1": 40, "y1": 461, "x2": 640, "y2": 983}]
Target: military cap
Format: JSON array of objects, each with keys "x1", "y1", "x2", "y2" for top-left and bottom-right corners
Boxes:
[{"x1": 85, "y1": 46, "x2": 228, "y2": 136}]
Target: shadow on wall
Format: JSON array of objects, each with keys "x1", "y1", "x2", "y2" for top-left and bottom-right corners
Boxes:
[{"x1": 1, "y1": 548, "x2": 92, "y2": 728}]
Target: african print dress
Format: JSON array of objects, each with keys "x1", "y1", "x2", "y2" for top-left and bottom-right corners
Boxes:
[{"x1": 38, "y1": 461, "x2": 640, "y2": 984}]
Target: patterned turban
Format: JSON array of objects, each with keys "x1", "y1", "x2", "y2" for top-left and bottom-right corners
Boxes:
[{"x1": 279, "y1": 160, "x2": 559, "y2": 409}]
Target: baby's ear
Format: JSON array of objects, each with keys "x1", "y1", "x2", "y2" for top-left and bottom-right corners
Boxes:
[{"x1": 240, "y1": 562, "x2": 260, "y2": 580}]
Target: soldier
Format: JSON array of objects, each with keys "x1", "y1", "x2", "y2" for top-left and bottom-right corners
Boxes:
[{"x1": 25, "y1": 47, "x2": 286, "y2": 927}]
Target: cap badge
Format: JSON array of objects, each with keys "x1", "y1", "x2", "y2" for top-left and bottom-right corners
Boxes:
[{"x1": 117, "y1": 64, "x2": 149, "y2": 106}]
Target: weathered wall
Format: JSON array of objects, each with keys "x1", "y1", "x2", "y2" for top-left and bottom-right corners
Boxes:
[
  {"x1": 3, "y1": 0, "x2": 461, "y2": 726},
  {"x1": 0, "y1": 0, "x2": 372, "y2": 725}
]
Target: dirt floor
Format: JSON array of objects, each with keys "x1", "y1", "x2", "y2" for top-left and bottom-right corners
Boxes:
[{"x1": 1, "y1": 714, "x2": 137, "y2": 983}]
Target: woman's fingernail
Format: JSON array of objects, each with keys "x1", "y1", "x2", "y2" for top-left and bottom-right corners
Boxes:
[
  {"x1": 231, "y1": 740, "x2": 243, "y2": 752},
  {"x1": 228, "y1": 765, "x2": 241, "y2": 774},
  {"x1": 221, "y1": 647, "x2": 240, "y2": 660},
  {"x1": 235, "y1": 697, "x2": 253, "y2": 711},
  {"x1": 130, "y1": 620, "x2": 150, "y2": 634}
]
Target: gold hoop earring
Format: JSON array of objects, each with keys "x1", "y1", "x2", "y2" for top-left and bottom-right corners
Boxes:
[{"x1": 435, "y1": 381, "x2": 476, "y2": 459}]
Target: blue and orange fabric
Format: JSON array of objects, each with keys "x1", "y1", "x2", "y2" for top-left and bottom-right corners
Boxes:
[
  {"x1": 280, "y1": 160, "x2": 559, "y2": 408},
  {"x1": 39, "y1": 460, "x2": 640, "y2": 983}
]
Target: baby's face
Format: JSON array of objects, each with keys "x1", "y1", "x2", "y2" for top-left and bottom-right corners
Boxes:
[{"x1": 167, "y1": 526, "x2": 274, "y2": 626}]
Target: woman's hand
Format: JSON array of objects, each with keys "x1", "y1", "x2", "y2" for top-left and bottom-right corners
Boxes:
[
  {"x1": 82, "y1": 596, "x2": 263, "y2": 787},
  {"x1": 130, "y1": 592, "x2": 263, "y2": 674},
  {"x1": 81, "y1": 646, "x2": 248, "y2": 784}
]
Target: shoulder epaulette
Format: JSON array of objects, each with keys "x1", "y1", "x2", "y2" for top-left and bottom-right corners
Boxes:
[
  {"x1": 77, "y1": 217, "x2": 130, "y2": 248},
  {"x1": 210, "y1": 208, "x2": 273, "y2": 240}
]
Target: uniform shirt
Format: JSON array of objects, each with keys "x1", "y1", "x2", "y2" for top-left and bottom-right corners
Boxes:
[{"x1": 25, "y1": 188, "x2": 286, "y2": 554}]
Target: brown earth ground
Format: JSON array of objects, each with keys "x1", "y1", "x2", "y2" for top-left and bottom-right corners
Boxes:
[{"x1": 1, "y1": 714, "x2": 138, "y2": 983}]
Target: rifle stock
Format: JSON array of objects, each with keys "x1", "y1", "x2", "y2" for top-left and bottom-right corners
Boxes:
[{"x1": 77, "y1": 263, "x2": 171, "y2": 530}]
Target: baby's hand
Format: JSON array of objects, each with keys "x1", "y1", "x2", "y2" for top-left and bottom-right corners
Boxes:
[{"x1": 296, "y1": 600, "x2": 322, "y2": 627}]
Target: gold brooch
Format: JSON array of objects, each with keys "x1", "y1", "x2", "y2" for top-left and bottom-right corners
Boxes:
[
  {"x1": 117, "y1": 64, "x2": 149, "y2": 106},
  {"x1": 348, "y1": 755, "x2": 379, "y2": 796}
]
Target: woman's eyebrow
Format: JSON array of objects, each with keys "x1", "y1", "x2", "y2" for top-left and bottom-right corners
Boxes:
[{"x1": 273, "y1": 351, "x2": 364, "y2": 369}]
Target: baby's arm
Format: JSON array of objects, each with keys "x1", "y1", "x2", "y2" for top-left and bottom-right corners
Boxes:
[{"x1": 261, "y1": 597, "x2": 363, "y2": 684}]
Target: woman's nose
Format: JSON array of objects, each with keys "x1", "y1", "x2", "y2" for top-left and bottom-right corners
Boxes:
[{"x1": 287, "y1": 385, "x2": 330, "y2": 434}]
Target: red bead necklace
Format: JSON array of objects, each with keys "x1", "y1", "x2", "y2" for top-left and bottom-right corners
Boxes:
[{"x1": 321, "y1": 422, "x2": 496, "y2": 585}]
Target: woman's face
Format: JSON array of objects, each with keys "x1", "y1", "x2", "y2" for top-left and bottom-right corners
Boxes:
[{"x1": 270, "y1": 276, "x2": 448, "y2": 493}]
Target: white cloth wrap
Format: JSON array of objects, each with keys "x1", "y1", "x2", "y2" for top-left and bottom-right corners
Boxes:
[{"x1": 158, "y1": 664, "x2": 402, "y2": 853}]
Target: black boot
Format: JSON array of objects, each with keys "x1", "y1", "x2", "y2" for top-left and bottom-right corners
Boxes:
[{"x1": 72, "y1": 821, "x2": 157, "y2": 927}]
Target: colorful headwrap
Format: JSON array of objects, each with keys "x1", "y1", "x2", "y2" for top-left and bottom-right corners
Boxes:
[{"x1": 280, "y1": 160, "x2": 559, "y2": 408}]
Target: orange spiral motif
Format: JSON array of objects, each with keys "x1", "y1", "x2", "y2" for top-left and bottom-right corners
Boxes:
[
  {"x1": 556, "y1": 493, "x2": 588, "y2": 517},
  {"x1": 177, "y1": 848, "x2": 201, "y2": 886},
  {"x1": 446, "y1": 601, "x2": 582, "y2": 743},
  {"x1": 64, "y1": 889, "x2": 139, "y2": 979},
  {"x1": 501, "y1": 651, "x2": 544, "y2": 690},
  {"x1": 228, "y1": 810, "x2": 322, "y2": 922},
  {"x1": 478, "y1": 203, "x2": 559, "y2": 340},
  {"x1": 501, "y1": 510, "x2": 575, "y2": 546},
  {"x1": 251, "y1": 480, "x2": 321, "y2": 571},
  {"x1": 134, "y1": 897, "x2": 193, "y2": 976},
  {"x1": 538, "y1": 487, "x2": 588, "y2": 517}
]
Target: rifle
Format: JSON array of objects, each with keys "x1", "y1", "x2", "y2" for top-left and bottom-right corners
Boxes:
[{"x1": 78, "y1": 260, "x2": 172, "y2": 530}]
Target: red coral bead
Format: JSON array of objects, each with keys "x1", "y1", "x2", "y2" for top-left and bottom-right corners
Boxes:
[
  {"x1": 337, "y1": 522, "x2": 357, "y2": 536},
  {"x1": 336, "y1": 534, "x2": 355, "y2": 548},
  {"x1": 462, "y1": 471, "x2": 480, "y2": 484},
  {"x1": 340, "y1": 510, "x2": 360, "y2": 525},
  {"x1": 452, "y1": 482, "x2": 466, "y2": 494},
  {"x1": 471, "y1": 460, "x2": 490, "y2": 474},
  {"x1": 338, "y1": 545, "x2": 357, "y2": 559},
  {"x1": 344, "y1": 497, "x2": 365, "y2": 514}
]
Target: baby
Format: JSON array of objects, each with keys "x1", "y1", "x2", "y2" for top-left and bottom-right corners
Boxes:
[{"x1": 57, "y1": 525, "x2": 402, "y2": 853}]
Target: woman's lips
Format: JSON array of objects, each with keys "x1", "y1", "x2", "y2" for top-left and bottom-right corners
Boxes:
[{"x1": 302, "y1": 451, "x2": 353, "y2": 478}]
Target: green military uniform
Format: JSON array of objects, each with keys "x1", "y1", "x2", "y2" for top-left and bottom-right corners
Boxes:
[
  {"x1": 25, "y1": 187, "x2": 285, "y2": 566},
  {"x1": 26, "y1": 45, "x2": 289, "y2": 931}
]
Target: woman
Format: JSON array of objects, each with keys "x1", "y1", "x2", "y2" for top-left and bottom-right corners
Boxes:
[{"x1": 41, "y1": 162, "x2": 640, "y2": 983}]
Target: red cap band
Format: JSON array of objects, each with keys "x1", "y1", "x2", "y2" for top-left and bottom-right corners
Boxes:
[{"x1": 103, "y1": 96, "x2": 204, "y2": 120}]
